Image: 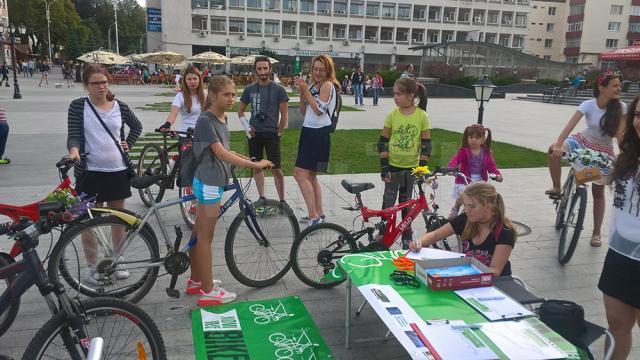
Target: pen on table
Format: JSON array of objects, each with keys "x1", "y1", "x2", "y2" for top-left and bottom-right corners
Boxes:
[
  {"x1": 450, "y1": 324, "x2": 482, "y2": 330},
  {"x1": 476, "y1": 296, "x2": 506, "y2": 301}
]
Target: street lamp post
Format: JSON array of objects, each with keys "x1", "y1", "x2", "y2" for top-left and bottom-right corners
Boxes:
[
  {"x1": 473, "y1": 75, "x2": 496, "y2": 125},
  {"x1": 43, "y1": 0, "x2": 58, "y2": 64},
  {"x1": 113, "y1": 0, "x2": 119, "y2": 54},
  {"x1": 6, "y1": 24, "x2": 26, "y2": 99}
]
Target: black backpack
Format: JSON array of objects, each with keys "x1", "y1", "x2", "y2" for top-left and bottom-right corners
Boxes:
[
  {"x1": 538, "y1": 300, "x2": 591, "y2": 358},
  {"x1": 329, "y1": 84, "x2": 342, "y2": 133}
]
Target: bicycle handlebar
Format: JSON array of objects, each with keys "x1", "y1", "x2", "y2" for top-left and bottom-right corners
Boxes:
[{"x1": 155, "y1": 128, "x2": 194, "y2": 137}]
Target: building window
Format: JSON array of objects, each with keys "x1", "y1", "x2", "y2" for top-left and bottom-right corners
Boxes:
[
  {"x1": 366, "y1": 2, "x2": 379, "y2": 16},
  {"x1": 229, "y1": 19, "x2": 245, "y2": 33},
  {"x1": 569, "y1": 4, "x2": 584, "y2": 16},
  {"x1": 606, "y1": 39, "x2": 618, "y2": 48},
  {"x1": 608, "y1": 22, "x2": 621, "y2": 32},
  {"x1": 349, "y1": 25, "x2": 362, "y2": 40},
  {"x1": 429, "y1": 32, "x2": 439, "y2": 43},
  {"x1": 630, "y1": 23, "x2": 640, "y2": 33},
  {"x1": 610, "y1": 5, "x2": 623, "y2": 15},
  {"x1": 192, "y1": 0, "x2": 208, "y2": 8},
  {"x1": 247, "y1": 0, "x2": 261, "y2": 8},
  {"x1": 632, "y1": 6, "x2": 640, "y2": 16},
  {"x1": 548, "y1": 7, "x2": 555, "y2": 16},
  {"x1": 265, "y1": 21, "x2": 279, "y2": 35},
  {"x1": 382, "y1": 4, "x2": 395, "y2": 18},
  {"x1": 568, "y1": 21, "x2": 583, "y2": 32},
  {"x1": 380, "y1": 27, "x2": 393, "y2": 41},
  {"x1": 546, "y1": 23, "x2": 554, "y2": 32},
  {"x1": 301, "y1": 0, "x2": 313, "y2": 12},
  {"x1": 543, "y1": 55, "x2": 551, "y2": 60},
  {"x1": 515, "y1": 13, "x2": 526, "y2": 27},
  {"x1": 265, "y1": 0, "x2": 279, "y2": 9},
  {"x1": 283, "y1": 21, "x2": 297, "y2": 36},
  {"x1": 229, "y1": 0, "x2": 244, "y2": 7},
  {"x1": 396, "y1": 28, "x2": 408, "y2": 42},
  {"x1": 317, "y1": 0, "x2": 329, "y2": 12},
  {"x1": 544, "y1": 39, "x2": 552, "y2": 48},
  {"x1": 398, "y1": 6, "x2": 410, "y2": 19},
  {"x1": 513, "y1": 36, "x2": 524, "y2": 48},
  {"x1": 247, "y1": 20, "x2": 262, "y2": 34},
  {"x1": 350, "y1": 1, "x2": 364, "y2": 16},
  {"x1": 334, "y1": 1, "x2": 347, "y2": 14},
  {"x1": 283, "y1": 0, "x2": 297, "y2": 11},
  {"x1": 565, "y1": 38, "x2": 580, "y2": 48},
  {"x1": 211, "y1": 17, "x2": 226, "y2": 32}
]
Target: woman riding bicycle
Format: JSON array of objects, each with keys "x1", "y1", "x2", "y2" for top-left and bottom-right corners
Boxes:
[
  {"x1": 410, "y1": 183, "x2": 517, "y2": 277},
  {"x1": 547, "y1": 72, "x2": 627, "y2": 247}
]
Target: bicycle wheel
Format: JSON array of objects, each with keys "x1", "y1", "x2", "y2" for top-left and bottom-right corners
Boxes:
[
  {"x1": 424, "y1": 215, "x2": 462, "y2": 253},
  {"x1": 558, "y1": 187, "x2": 587, "y2": 265},
  {"x1": 554, "y1": 91, "x2": 564, "y2": 104},
  {"x1": 178, "y1": 185, "x2": 196, "y2": 229},
  {"x1": 137, "y1": 143, "x2": 168, "y2": 207},
  {"x1": 47, "y1": 215, "x2": 160, "y2": 304},
  {"x1": 290, "y1": 223, "x2": 356, "y2": 289},
  {"x1": 225, "y1": 200, "x2": 299, "y2": 287},
  {"x1": 555, "y1": 170, "x2": 576, "y2": 230},
  {"x1": 0, "y1": 253, "x2": 19, "y2": 337},
  {"x1": 22, "y1": 297, "x2": 166, "y2": 360}
]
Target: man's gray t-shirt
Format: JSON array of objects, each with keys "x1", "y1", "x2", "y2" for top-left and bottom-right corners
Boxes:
[
  {"x1": 194, "y1": 112, "x2": 230, "y2": 187},
  {"x1": 240, "y1": 81, "x2": 289, "y2": 133}
]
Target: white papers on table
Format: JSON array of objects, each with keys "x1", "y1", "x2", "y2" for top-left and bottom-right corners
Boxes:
[
  {"x1": 481, "y1": 321, "x2": 568, "y2": 360},
  {"x1": 413, "y1": 321, "x2": 499, "y2": 360},
  {"x1": 404, "y1": 248, "x2": 465, "y2": 261},
  {"x1": 358, "y1": 284, "x2": 432, "y2": 360},
  {"x1": 455, "y1": 286, "x2": 534, "y2": 321}
]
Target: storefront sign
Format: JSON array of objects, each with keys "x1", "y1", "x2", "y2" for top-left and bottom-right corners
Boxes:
[{"x1": 147, "y1": 8, "x2": 162, "y2": 32}]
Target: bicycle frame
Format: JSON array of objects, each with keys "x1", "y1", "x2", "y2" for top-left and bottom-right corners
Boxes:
[{"x1": 95, "y1": 170, "x2": 269, "y2": 270}]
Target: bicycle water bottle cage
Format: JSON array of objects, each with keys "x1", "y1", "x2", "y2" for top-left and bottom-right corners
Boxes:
[{"x1": 341, "y1": 179, "x2": 375, "y2": 194}]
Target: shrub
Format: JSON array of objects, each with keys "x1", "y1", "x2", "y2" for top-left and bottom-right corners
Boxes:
[
  {"x1": 536, "y1": 78, "x2": 559, "y2": 86},
  {"x1": 422, "y1": 62, "x2": 461, "y2": 82},
  {"x1": 489, "y1": 75, "x2": 517, "y2": 86},
  {"x1": 335, "y1": 68, "x2": 351, "y2": 83},
  {"x1": 378, "y1": 69, "x2": 403, "y2": 87},
  {"x1": 446, "y1": 76, "x2": 479, "y2": 89}
]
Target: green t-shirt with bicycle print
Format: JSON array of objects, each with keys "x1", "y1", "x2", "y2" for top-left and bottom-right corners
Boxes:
[{"x1": 384, "y1": 107, "x2": 430, "y2": 169}]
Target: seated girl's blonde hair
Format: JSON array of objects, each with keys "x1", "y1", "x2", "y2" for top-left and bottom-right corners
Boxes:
[{"x1": 461, "y1": 183, "x2": 517, "y2": 242}]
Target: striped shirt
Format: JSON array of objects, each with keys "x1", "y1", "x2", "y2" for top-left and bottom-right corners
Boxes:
[
  {"x1": 0, "y1": 107, "x2": 7, "y2": 124},
  {"x1": 67, "y1": 97, "x2": 142, "y2": 179}
]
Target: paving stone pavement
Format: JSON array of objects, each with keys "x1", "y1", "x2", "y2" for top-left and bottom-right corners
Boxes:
[{"x1": 0, "y1": 70, "x2": 637, "y2": 359}]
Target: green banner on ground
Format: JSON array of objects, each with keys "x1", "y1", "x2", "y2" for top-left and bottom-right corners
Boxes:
[{"x1": 192, "y1": 295, "x2": 333, "y2": 360}]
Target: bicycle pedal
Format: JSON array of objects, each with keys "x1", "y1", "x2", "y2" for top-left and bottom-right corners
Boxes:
[{"x1": 165, "y1": 288, "x2": 181, "y2": 299}]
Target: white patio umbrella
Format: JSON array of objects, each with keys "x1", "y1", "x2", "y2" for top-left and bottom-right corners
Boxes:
[
  {"x1": 230, "y1": 55, "x2": 279, "y2": 65},
  {"x1": 139, "y1": 51, "x2": 186, "y2": 65},
  {"x1": 188, "y1": 51, "x2": 230, "y2": 64},
  {"x1": 77, "y1": 50, "x2": 131, "y2": 65}
]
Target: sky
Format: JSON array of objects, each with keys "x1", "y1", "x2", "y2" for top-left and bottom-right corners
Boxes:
[{"x1": 136, "y1": 0, "x2": 145, "y2": 7}]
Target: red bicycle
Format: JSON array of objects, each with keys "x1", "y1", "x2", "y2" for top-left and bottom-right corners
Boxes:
[
  {"x1": 0, "y1": 156, "x2": 77, "y2": 257},
  {"x1": 290, "y1": 166, "x2": 462, "y2": 289}
]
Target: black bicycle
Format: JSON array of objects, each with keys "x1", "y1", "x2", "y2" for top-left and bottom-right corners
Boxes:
[
  {"x1": 542, "y1": 86, "x2": 565, "y2": 104},
  {"x1": 137, "y1": 129, "x2": 196, "y2": 228},
  {"x1": 0, "y1": 203, "x2": 166, "y2": 359},
  {"x1": 552, "y1": 167, "x2": 588, "y2": 265}
]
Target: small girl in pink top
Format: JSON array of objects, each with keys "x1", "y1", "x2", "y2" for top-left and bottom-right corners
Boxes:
[{"x1": 447, "y1": 124, "x2": 502, "y2": 218}]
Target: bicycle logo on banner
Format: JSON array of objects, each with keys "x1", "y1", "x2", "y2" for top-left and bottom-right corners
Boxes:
[
  {"x1": 249, "y1": 301, "x2": 295, "y2": 325},
  {"x1": 269, "y1": 328, "x2": 320, "y2": 360}
]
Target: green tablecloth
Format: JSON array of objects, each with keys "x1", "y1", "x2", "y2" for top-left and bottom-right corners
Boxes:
[{"x1": 338, "y1": 250, "x2": 584, "y2": 360}]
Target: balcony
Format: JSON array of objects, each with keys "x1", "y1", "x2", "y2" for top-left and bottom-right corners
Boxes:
[{"x1": 564, "y1": 47, "x2": 580, "y2": 56}]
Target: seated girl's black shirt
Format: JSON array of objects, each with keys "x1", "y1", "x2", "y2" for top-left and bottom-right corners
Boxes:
[{"x1": 449, "y1": 213, "x2": 515, "y2": 276}]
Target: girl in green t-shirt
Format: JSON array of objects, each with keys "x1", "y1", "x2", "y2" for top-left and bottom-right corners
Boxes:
[{"x1": 378, "y1": 78, "x2": 432, "y2": 248}]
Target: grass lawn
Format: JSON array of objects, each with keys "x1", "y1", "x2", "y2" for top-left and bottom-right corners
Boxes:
[
  {"x1": 130, "y1": 128, "x2": 547, "y2": 175},
  {"x1": 137, "y1": 101, "x2": 362, "y2": 112},
  {"x1": 154, "y1": 91, "x2": 300, "y2": 97}
]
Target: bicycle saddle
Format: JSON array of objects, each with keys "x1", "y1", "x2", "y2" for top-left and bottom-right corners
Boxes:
[
  {"x1": 130, "y1": 175, "x2": 173, "y2": 189},
  {"x1": 341, "y1": 179, "x2": 375, "y2": 194}
]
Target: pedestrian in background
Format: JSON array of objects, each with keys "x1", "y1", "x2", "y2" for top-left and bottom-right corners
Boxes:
[
  {"x1": 0, "y1": 106, "x2": 10, "y2": 165},
  {"x1": 351, "y1": 64, "x2": 365, "y2": 106},
  {"x1": 401, "y1": 64, "x2": 414, "y2": 79},
  {"x1": 0, "y1": 62, "x2": 9, "y2": 87}
]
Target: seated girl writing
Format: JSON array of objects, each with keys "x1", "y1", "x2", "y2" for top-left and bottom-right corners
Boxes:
[{"x1": 409, "y1": 183, "x2": 517, "y2": 277}]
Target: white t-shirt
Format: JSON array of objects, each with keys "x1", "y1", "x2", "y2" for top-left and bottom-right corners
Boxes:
[
  {"x1": 302, "y1": 83, "x2": 336, "y2": 129},
  {"x1": 577, "y1": 99, "x2": 627, "y2": 141},
  {"x1": 609, "y1": 169, "x2": 640, "y2": 260},
  {"x1": 171, "y1": 91, "x2": 203, "y2": 132},
  {"x1": 83, "y1": 100, "x2": 127, "y2": 172}
]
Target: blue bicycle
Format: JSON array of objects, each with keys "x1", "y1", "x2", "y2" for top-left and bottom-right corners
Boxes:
[{"x1": 47, "y1": 167, "x2": 300, "y2": 303}]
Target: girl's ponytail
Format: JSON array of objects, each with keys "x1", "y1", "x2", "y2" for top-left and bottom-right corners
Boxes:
[
  {"x1": 417, "y1": 83, "x2": 428, "y2": 110},
  {"x1": 484, "y1": 127, "x2": 492, "y2": 151}
]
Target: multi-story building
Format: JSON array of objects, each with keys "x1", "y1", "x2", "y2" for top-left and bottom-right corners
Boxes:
[
  {"x1": 525, "y1": 0, "x2": 566, "y2": 61},
  {"x1": 563, "y1": 0, "x2": 640, "y2": 65},
  {"x1": 0, "y1": 0, "x2": 8, "y2": 63},
  {"x1": 146, "y1": 0, "x2": 531, "y2": 74}
]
